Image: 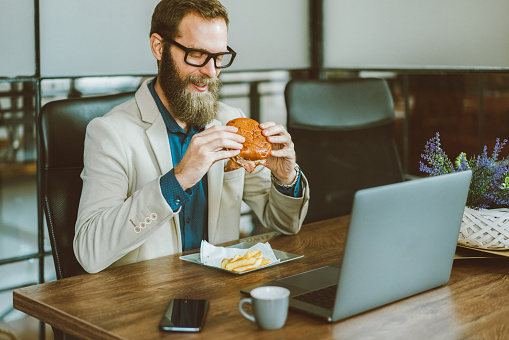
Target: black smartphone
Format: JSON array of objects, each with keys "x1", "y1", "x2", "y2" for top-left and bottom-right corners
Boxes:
[{"x1": 159, "y1": 299, "x2": 209, "y2": 332}]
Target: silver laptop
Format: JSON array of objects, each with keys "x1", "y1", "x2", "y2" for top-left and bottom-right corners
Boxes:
[{"x1": 241, "y1": 171, "x2": 472, "y2": 322}]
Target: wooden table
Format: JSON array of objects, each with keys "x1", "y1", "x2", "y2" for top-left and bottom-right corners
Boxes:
[{"x1": 13, "y1": 216, "x2": 509, "y2": 339}]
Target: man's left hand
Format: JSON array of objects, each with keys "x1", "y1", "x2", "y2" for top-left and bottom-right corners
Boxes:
[{"x1": 260, "y1": 122, "x2": 297, "y2": 185}]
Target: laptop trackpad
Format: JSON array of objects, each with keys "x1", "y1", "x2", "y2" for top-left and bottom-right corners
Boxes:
[{"x1": 276, "y1": 265, "x2": 340, "y2": 291}]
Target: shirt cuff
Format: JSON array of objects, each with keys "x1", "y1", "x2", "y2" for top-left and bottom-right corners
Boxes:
[
  {"x1": 160, "y1": 169, "x2": 192, "y2": 211},
  {"x1": 274, "y1": 170, "x2": 303, "y2": 198}
]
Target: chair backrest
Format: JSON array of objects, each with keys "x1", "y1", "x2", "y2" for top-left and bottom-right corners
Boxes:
[
  {"x1": 285, "y1": 78, "x2": 403, "y2": 223},
  {"x1": 39, "y1": 92, "x2": 134, "y2": 279}
]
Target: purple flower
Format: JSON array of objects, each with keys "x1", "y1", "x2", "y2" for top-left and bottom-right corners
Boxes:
[{"x1": 420, "y1": 133, "x2": 509, "y2": 210}]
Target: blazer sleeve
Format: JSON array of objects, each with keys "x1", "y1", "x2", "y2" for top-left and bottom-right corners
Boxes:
[
  {"x1": 74, "y1": 117, "x2": 177, "y2": 273},
  {"x1": 243, "y1": 166, "x2": 310, "y2": 235}
]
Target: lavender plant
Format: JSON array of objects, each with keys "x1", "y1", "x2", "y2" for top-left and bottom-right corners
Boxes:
[{"x1": 420, "y1": 132, "x2": 509, "y2": 210}]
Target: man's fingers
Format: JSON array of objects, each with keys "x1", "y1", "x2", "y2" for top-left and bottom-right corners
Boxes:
[
  {"x1": 266, "y1": 134, "x2": 291, "y2": 145},
  {"x1": 204, "y1": 136, "x2": 243, "y2": 151},
  {"x1": 270, "y1": 147, "x2": 294, "y2": 158},
  {"x1": 195, "y1": 128, "x2": 245, "y2": 147},
  {"x1": 201, "y1": 124, "x2": 241, "y2": 138},
  {"x1": 213, "y1": 149, "x2": 240, "y2": 162},
  {"x1": 259, "y1": 121, "x2": 276, "y2": 130},
  {"x1": 260, "y1": 122, "x2": 289, "y2": 138}
]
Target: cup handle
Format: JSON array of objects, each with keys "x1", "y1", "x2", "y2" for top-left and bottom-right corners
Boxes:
[{"x1": 238, "y1": 298, "x2": 256, "y2": 322}]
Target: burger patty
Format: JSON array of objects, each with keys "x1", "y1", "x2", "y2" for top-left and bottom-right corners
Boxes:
[{"x1": 233, "y1": 156, "x2": 268, "y2": 173}]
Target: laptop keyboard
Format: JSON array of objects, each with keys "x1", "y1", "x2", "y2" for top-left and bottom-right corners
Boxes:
[{"x1": 293, "y1": 284, "x2": 338, "y2": 310}]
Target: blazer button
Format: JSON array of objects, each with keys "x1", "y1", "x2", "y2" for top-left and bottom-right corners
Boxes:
[
  {"x1": 139, "y1": 221, "x2": 146, "y2": 229},
  {"x1": 145, "y1": 216, "x2": 152, "y2": 224},
  {"x1": 134, "y1": 226, "x2": 142, "y2": 233},
  {"x1": 150, "y1": 213, "x2": 158, "y2": 221}
]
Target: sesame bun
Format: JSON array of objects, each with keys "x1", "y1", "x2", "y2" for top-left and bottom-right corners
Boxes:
[{"x1": 226, "y1": 118, "x2": 272, "y2": 172}]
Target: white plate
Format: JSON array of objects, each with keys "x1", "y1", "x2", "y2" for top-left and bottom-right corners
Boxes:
[{"x1": 179, "y1": 242, "x2": 304, "y2": 274}]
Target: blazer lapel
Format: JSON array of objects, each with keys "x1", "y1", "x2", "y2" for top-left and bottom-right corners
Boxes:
[
  {"x1": 136, "y1": 80, "x2": 173, "y2": 174},
  {"x1": 146, "y1": 114, "x2": 173, "y2": 174}
]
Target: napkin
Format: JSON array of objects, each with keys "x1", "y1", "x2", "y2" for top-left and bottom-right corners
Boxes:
[{"x1": 200, "y1": 240, "x2": 280, "y2": 269}]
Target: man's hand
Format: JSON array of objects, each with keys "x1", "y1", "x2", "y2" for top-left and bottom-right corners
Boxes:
[
  {"x1": 260, "y1": 122, "x2": 297, "y2": 185},
  {"x1": 174, "y1": 125, "x2": 244, "y2": 190}
]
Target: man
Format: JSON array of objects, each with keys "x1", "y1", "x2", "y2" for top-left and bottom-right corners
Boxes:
[{"x1": 74, "y1": 0, "x2": 310, "y2": 273}]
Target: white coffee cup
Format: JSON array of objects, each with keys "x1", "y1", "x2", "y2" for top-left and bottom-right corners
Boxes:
[{"x1": 238, "y1": 286, "x2": 290, "y2": 330}]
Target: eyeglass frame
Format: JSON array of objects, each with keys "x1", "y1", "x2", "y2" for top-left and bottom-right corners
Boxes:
[{"x1": 158, "y1": 33, "x2": 237, "y2": 69}]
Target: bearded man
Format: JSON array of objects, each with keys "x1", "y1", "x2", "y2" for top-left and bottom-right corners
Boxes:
[{"x1": 74, "y1": 0, "x2": 310, "y2": 273}]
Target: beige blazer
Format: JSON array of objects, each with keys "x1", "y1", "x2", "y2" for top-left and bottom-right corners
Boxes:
[{"x1": 74, "y1": 79, "x2": 310, "y2": 273}]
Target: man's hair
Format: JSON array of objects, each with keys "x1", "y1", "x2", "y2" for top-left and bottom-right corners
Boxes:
[{"x1": 150, "y1": 0, "x2": 229, "y2": 39}]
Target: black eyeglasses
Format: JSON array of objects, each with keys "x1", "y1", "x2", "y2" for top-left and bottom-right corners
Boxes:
[{"x1": 159, "y1": 34, "x2": 237, "y2": 69}]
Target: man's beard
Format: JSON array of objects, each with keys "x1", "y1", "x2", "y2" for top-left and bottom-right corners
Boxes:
[{"x1": 158, "y1": 48, "x2": 221, "y2": 128}]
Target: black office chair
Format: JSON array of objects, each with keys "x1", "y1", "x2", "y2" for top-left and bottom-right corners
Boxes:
[
  {"x1": 39, "y1": 92, "x2": 134, "y2": 339},
  {"x1": 285, "y1": 78, "x2": 403, "y2": 223}
]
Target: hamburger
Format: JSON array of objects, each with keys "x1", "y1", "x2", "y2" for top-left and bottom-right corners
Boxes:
[{"x1": 226, "y1": 118, "x2": 272, "y2": 173}]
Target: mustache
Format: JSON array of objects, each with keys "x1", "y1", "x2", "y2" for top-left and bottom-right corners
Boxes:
[{"x1": 185, "y1": 75, "x2": 221, "y2": 88}]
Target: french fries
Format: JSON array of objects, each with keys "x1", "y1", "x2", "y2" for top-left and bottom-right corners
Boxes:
[{"x1": 221, "y1": 250, "x2": 271, "y2": 272}]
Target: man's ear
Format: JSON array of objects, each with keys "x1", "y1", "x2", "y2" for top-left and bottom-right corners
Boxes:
[{"x1": 150, "y1": 33, "x2": 163, "y2": 61}]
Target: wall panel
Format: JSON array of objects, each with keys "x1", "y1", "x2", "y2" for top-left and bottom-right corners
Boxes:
[
  {"x1": 222, "y1": 0, "x2": 310, "y2": 71},
  {"x1": 0, "y1": 1, "x2": 35, "y2": 77},
  {"x1": 40, "y1": 0, "x2": 159, "y2": 77},
  {"x1": 324, "y1": 0, "x2": 509, "y2": 70},
  {"x1": 39, "y1": 0, "x2": 310, "y2": 77}
]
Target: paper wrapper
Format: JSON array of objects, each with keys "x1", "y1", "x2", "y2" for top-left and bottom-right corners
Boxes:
[{"x1": 200, "y1": 240, "x2": 280, "y2": 269}]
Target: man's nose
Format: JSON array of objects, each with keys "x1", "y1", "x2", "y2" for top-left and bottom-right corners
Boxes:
[{"x1": 200, "y1": 58, "x2": 218, "y2": 78}]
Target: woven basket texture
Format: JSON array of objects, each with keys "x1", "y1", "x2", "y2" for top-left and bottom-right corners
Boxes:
[{"x1": 459, "y1": 207, "x2": 509, "y2": 250}]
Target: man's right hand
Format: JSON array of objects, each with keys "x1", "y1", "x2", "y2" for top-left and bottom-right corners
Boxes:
[{"x1": 174, "y1": 125, "x2": 244, "y2": 190}]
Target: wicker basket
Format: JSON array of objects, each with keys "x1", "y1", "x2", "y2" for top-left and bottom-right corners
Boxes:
[{"x1": 459, "y1": 207, "x2": 509, "y2": 250}]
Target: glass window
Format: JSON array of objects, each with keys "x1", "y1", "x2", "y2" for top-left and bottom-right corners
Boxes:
[{"x1": 0, "y1": 1, "x2": 35, "y2": 77}]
